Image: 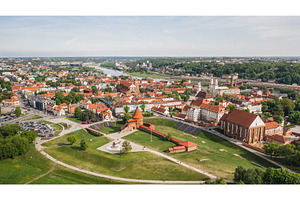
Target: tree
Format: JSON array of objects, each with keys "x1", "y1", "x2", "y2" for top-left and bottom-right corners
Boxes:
[
  {"x1": 91, "y1": 86, "x2": 98, "y2": 94},
  {"x1": 122, "y1": 140, "x2": 132, "y2": 154},
  {"x1": 226, "y1": 104, "x2": 235, "y2": 114},
  {"x1": 244, "y1": 108, "x2": 250, "y2": 113},
  {"x1": 264, "y1": 168, "x2": 300, "y2": 184},
  {"x1": 273, "y1": 115, "x2": 283, "y2": 124},
  {"x1": 234, "y1": 166, "x2": 246, "y2": 183},
  {"x1": 67, "y1": 135, "x2": 77, "y2": 145},
  {"x1": 14, "y1": 107, "x2": 21, "y2": 117},
  {"x1": 263, "y1": 143, "x2": 281, "y2": 158},
  {"x1": 124, "y1": 105, "x2": 130, "y2": 113},
  {"x1": 105, "y1": 87, "x2": 112, "y2": 93},
  {"x1": 166, "y1": 133, "x2": 172, "y2": 141},
  {"x1": 122, "y1": 113, "x2": 131, "y2": 124},
  {"x1": 168, "y1": 106, "x2": 172, "y2": 113},
  {"x1": 214, "y1": 178, "x2": 227, "y2": 184},
  {"x1": 139, "y1": 88, "x2": 146, "y2": 93},
  {"x1": 140, "y1": 102, "x2": 146, "y2": 112},
  {"x1": 74, "y1": 107, "x2": 82, "y2": 119},
  {"x1": 80, "y1": 139, "x2": 88, "y2": 150}
]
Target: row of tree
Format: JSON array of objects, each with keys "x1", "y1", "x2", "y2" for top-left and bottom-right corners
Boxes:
[
  {"x1": 54, "y1": 90, "x2": 84, "y2": 105},
  {"x1": 264, "y1": 142, "x2": 300, "y2": 167},
  {"x1": 74, "y1": 108, "x2": 99, "y2": 122},
  {"x1": 261, "y1": 97, "x2": 300, "y2": 124},
  {"x1": 234, "y1": 166, "x2": 300, "y2": 184},
  {"x1": 0, "y1": 124, "x2": 37, "y2": 160}
]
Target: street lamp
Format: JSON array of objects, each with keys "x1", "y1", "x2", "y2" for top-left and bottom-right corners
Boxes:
[{"x1": 150, "y1": 122, "x2": 153, "y2": 142}]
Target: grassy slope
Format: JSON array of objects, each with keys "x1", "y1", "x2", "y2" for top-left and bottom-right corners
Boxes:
[
  {"x1": 99, "y1": 121, "x2": 124, "y2": 134},
  {"x1": 143, "y1": 118, "x2": 278, "y2": 179},
  {"x1": 0, "y1": 144, "x2": 127, "y2": 184},
  {"x1": 42, "y1": 129, "x2": 209, "y2": 181}
]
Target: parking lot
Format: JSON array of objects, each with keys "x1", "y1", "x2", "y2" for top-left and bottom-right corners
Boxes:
[{"x1": 18, "y1": 121, "x2": 55, "y2": 137}]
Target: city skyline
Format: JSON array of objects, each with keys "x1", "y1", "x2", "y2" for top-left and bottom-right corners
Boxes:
[{"x1": 1, "y1": 16, "x2": 300, "y2": 57}]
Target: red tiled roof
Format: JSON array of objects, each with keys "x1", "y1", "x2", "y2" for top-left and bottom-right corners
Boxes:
[
  {"x1": 178, "y1": 141, "x2": 197, "y2": 148},
  {"x1": 132, "y1": 107, "x2": 143, "y2": 119},
  {"x1": 196, "y1": 91, "x2": 212, "y2": 99},
  {"x1": 173, "y1": 146, "x2": 186, "y2": 150},
  {"x1": 265, "y1": 121, "x2": 281, "y2": 130},
  {"x1": 225, "y1": 109, "x2": 260, "y2": 128},
  {"x1": 191, "y1": 98, "x2": 209, "y2": 107}
]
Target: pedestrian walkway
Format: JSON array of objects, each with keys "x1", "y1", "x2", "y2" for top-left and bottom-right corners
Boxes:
[{"x1": 35, "y1": 141, "x2": 207, "y2": 184}]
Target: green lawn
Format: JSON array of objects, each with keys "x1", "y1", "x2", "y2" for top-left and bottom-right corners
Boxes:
[
  {"x1": 42, "y1": 129, "x2": 209, "y2": 181},
  {"x1": 22, "y1": 115, "x2": 43, "y2": 121},
  {"x1": 67, "y1": 116, "x2": 83, "y2": 124},
  {"x1": 0, "y1": 144, "x2": 127, "y2": 184},
  {"x1": 40, "y1": 120, "x2": 63, "y2": 136},
  {"x1": 127, "y1": 72, "x2": 169, "y2": 80},
  {"x1": 124, "y1": 131, "x2": 176, "y2": 152},
  {"x1": 142, "y1": 118, "x2": 278, "y2": 179},
  {"x1": 99, "y1": 121, "x2": 124, "y2": 134}
]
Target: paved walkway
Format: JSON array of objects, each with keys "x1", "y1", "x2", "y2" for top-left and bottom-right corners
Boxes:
[
  {"x1": 160, "y1": 115, "x2": 296, "y2": 173},
  {"x1": 92, "y1": 126, "x2": 218, "y2": 179},
  {"x1": 35, "y1": 138, "x2": 207, "y2": 184}
]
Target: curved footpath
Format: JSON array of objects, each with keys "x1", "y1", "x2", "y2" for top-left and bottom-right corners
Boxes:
[
  {"x1": 35, "y1": 141, "x2": 207, "y2": 184},
  {"x1": 161, "y1": 116, "x2": 296, "y2": 173},
  {"x1": 35, "y1": 119, "x2": 218, "y2": 184}
]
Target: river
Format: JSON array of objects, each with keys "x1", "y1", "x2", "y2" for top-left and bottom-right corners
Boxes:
[{"x1": 93, "y1": 66, "x2": 166, "y2": 82}]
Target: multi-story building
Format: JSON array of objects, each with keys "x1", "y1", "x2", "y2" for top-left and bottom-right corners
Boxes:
[
  {"x1": 220, "y1": 109, "x2": 265, "y2": 144},
  {"x1": 28, "y1": 96, "x2": 56, "y2": 111}
]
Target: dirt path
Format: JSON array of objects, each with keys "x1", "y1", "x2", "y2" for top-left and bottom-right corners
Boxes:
[{"x1": 25, "y1": 165, "x2": 55, "y2": 184}]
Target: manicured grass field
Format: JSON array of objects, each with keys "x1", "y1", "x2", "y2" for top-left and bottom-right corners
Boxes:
[
  {"x1": 22, "y1": 115, "x2": 43, "y2": 121},
  {"x1": 0, "y1": 144, "x2": 126, "y2": 184},
  {"x1": 99, "y1": 121, "x2": 124, "y2": 134},
  {"x1": 127, "y1": 72, "x2": 169, "y2": 80},
  {"x1": 42, "y1": 129, "x2": 209, "y2": 181},
  {"x1": 124, "y1": 131, "x2": 176, "y2": 152},
  {"x1": 143, "y1": 118, "x2": 278, "y2": 179},
  {"x1": 40, "y1": 120, "x2": 63, "y2": 136}
]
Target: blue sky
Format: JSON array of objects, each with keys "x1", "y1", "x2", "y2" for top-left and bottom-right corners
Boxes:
[{"x1": 1, "y1": 16, "x2": 300, "y2": 57}]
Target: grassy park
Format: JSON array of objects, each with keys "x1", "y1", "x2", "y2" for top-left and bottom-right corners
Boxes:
[
  {"x1": 0, "y1": 144, "x2": 128, "y2": 184},
  {"x1": 22, "y1": 115, "x2": 43, "y2": 121},
  {"x1": 137, "y1": 118, "x2": 279, "y2": 179},
  {"x1": 42, "y1": 129, "x2": 209, "y2": 181},
  {"x1": 99, "y1": 121, "x2": 124, "y2": 134},
  {"x1": 127, "y1": 72, "x2": 169, "y2": 80},
  {"x1": 124, "y1": 130, "x2": 176, "y2": 152}
]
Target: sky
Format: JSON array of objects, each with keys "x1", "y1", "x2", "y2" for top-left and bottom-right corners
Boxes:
[{"x1": 1, "y1": 16, "x2": 300, "y2": 57}]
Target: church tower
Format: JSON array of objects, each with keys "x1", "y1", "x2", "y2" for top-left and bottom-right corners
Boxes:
[{"x1": 198, "y1": 81, "x2": 201, "y2": 93}]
